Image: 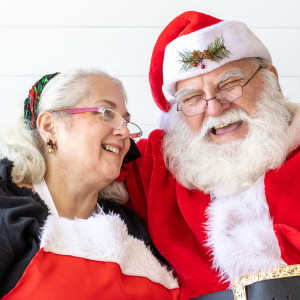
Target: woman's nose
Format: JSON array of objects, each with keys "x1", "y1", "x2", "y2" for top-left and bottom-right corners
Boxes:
[{"x1": 113, "y1": 122, "x2": 130, "y2": 138}]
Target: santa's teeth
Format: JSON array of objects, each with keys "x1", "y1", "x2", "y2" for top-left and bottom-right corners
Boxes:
[
  {"x1": 103, "y1": 145, "x2": 120, "y2": 154},
  {"x1": 214, "y1": 123, "x2": 230, "y2": 129}
]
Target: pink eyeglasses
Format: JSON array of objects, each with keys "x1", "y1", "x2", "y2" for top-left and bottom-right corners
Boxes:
[{"x1": 54, "y1": 107, "x2": 143, "y2": 138}]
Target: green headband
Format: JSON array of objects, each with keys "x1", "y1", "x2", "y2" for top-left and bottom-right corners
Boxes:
[{"x1": 24, "y1": 72, "x2": 59, "y2": 129}]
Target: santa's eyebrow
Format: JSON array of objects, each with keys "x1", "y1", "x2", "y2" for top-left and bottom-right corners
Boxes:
[
  {"x1": 218, "y1": 68, "x2": 247, "y2": 85},
  {"x1": 175, "y1": 89, "x2": 200, "y2": 101}
]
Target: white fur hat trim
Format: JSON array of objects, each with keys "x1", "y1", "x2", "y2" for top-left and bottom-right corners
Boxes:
[{"x1": 163, "y1": 20, "x2": 272, "y2": 97}]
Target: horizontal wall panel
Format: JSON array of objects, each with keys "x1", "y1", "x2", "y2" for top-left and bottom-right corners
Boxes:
[
  {"x1": 279, "y1": 77, "x2": 300, "y2": 102},
  {"x1": 120, "y1": 77, "x2": 162, "y2": 125},
  {"x1": 1, "y1": 0, "x2": 299, "y2": 27},
  {"x1": 0, "y1": 28, "x2": 299, "y2": 77},
  {"x1": 0, "y1": 27, "x2": 159, "y2": 76},
  {"x1": 252, "y1": 28, "x2": 300, "y2": 77}
]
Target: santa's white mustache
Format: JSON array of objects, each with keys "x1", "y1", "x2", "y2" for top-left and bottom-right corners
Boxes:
[{"x1": 198, "y1": 108, "x2": 251, "y2": 139}]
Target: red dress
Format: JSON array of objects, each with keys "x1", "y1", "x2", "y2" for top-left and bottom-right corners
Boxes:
[{"x1": 2, "y1": 209, "x2": 179, "y2": 299}]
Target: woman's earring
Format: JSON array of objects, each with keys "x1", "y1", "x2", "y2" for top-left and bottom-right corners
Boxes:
[{"x1": 46, "y1": 138, "x2": 54, "y2": 153}]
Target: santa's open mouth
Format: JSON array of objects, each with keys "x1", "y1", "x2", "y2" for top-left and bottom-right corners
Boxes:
[{"x1": 211, "y1": 121, "x2": 243, "y2": 135}]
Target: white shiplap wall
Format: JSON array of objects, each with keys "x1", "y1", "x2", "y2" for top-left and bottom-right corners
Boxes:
[{"x1": 0, "y1": 0, "x2": 299, "y2": 137}]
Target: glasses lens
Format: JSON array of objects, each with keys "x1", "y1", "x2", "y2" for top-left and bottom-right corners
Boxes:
[
  {"x1": 102, "y1": 108, "x2": 142, "y2": 138},
  {"x1": 127, "y1": 122, "x2": 143, "y2": 138},
  {"x1": 102, "y1": 108, "x2": 121, "y2": 128},
  {"x1": 182, "y1": 98, "x2": 207, "y2": 116},
  {"x1": 217, "y1": 85, "x2": 242, "y2": 103}
]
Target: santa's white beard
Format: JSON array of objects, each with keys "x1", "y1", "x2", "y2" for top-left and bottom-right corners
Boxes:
[{"x1": 163, "y1": 71, "x2": 293, "y2": 196}]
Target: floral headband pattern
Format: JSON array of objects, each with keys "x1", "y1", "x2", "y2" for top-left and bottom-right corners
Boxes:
[{"x1": 24, "y1": 72, "x2": 59, "y2": 129}]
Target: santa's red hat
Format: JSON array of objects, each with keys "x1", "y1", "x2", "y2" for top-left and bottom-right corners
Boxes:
[{"x1": 149, "y1": 11, "x2": 272, "y2": 112}]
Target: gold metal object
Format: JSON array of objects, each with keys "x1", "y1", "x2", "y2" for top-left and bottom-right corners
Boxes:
[{"x1": 232, "y1": 264, "x2": 300, "y2": 300}]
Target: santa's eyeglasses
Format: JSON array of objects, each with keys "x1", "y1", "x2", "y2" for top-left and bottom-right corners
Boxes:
[{"x1": 177, "y1": 67, "x2": 262, "y2": 117}]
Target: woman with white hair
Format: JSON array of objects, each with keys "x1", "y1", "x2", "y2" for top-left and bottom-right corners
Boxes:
[{"x1": 0, "y1": 69, "x2": 179, "y2": 299}]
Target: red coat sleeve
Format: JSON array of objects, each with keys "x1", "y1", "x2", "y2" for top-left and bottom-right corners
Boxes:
[{"x1": 124, "y1": 130, "x2": 164, "y2": 230}]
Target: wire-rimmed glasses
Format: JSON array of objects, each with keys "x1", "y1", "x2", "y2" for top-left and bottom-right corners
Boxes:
[
  {"x1": 54, "y1": 107, "x2": 143, "y2": 138},
  {"x1": 177, "y1": 67, "x2": 262, "y2": 117}
]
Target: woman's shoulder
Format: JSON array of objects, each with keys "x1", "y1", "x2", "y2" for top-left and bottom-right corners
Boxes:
[
  {"x1": 0, "y1": 158, "x2": 49, "y2": 221},
  {"x1": 0, "y1": 159, "x2": 49, "y2": 297}
]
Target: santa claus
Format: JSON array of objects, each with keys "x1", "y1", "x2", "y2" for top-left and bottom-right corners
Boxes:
[{"x1": 123, "y1": 10, "x2": 300, "y2": 300}]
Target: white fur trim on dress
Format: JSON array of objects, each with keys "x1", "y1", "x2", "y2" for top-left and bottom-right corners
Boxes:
[
  {"x1": 163, "y1": 20, "x2": 272, "y2": 97},
  {"x1": 40, "y1": 213, "x2": 178, "y2": 289},
  {"x1": 206, "y1": 175, "x2": 286, "y2": 283}
]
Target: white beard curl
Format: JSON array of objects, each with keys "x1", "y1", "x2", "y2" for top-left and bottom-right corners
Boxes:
[{"x1": 163, "y1": 70, "x2": 293, "y2": 196}]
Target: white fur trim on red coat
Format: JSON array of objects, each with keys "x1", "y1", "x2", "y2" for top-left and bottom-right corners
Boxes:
[
  {"x1": 206, "y1": 176, "x2": 286, "y2": 283},
  {"x1": 40, "y1": 214, "x2": 178, "y2": 290}
]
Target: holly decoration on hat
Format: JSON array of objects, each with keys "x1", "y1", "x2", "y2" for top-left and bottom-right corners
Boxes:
[{"x1": 178, "y1": 35, "x2": 231, "y2": 71}]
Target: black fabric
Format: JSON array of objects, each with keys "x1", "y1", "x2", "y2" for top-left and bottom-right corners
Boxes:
[
  {"x1": 191, "y1": 290, "x2": 233, "y2": 300},
  {"x1": 191, "y1": 276, "x2": 300, "y2": 300},
  {"x1": 123, "y1": 138, "x2": 141, "y2": 164},
  {"x1": 0, "y1": 158, "x2": 49, "y2": 297},
  {"x1": 247, "y1": 276, "x2": 300, "y2": 299}
]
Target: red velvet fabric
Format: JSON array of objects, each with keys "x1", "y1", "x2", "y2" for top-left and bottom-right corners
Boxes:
[
  {"x1": 125, "y1": 129, "x2": 300, "y2": 300},
  {"x1": 2, "y1": 249, "x2": 180, "y2": 300},
  {"x1": 265, "y1": 147, "x2": 300, "y2": 265},
  {"x1": 125, "y1": 130, "x2": 227, "y2": 299}
]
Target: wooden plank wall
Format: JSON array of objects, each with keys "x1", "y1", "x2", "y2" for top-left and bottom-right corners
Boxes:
[{"x1": 0, "y1": 0, "x2": 299, "y2": 136}]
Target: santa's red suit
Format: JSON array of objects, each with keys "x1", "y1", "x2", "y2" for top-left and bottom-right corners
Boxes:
[{"x1": 123, "y1": 105, "x2": 300, "y2": 300}]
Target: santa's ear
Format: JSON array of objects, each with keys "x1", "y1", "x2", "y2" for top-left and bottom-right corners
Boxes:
[
  {"x1": 266, "y1": 65, "x2": 278, "y2": 79},
  {"x1": 265, "y1": 65, "x2": 282, "y2": 92}
]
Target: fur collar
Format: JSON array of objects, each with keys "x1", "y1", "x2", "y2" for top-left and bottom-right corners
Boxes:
[
  {"x1": 206, "y1": 176, "x2": 286, "y2": 283},
  {"x1": 40, "y1": 214, "x2": 178, "y2": 290}
]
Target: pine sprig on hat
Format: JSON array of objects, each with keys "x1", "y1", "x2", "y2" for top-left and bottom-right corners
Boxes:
[{"x1": 178, "y1": 35, "x2": 231, "y2": 72}]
